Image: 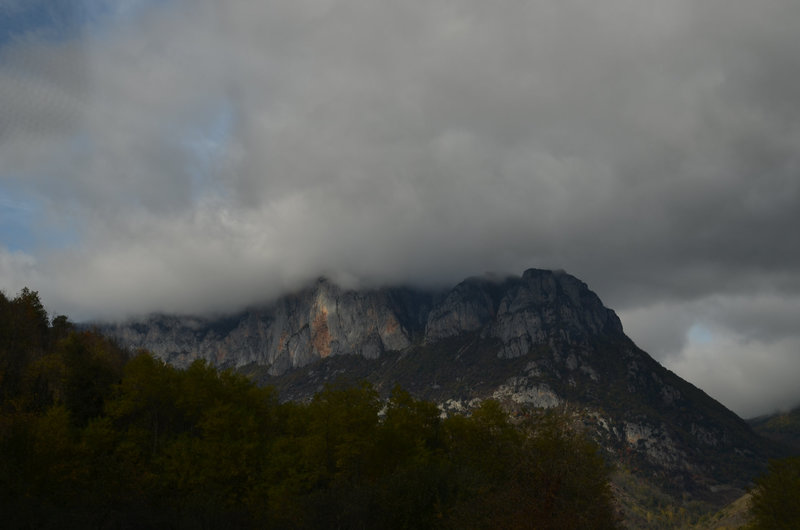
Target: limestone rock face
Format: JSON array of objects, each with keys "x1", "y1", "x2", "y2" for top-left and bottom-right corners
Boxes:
[
  {"x1": 424, "y1": 278, "x2": 496, "y2": 342},
  {"x1": 423, "y1": 269, "x2": 623, "y2": 358},
  {"x1": 101, "y1": 269, "x2": 621, "y2": 374},
  {"x1": 490, "y1": 269, "x2": 622, "y2": 358},
  {"x1": 103, "y1": 279, "x2": 434, "y2": 374}
]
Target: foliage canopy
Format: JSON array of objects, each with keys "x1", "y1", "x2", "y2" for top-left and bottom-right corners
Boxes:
[{"x1": 747, "y1": 456, "x2": 800, "y2": 530}]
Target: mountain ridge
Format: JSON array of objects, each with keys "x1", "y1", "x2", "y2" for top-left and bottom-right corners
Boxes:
[
  {"x1": 100, "y1": 268, "x2": 623, "y2": 373},
  {"x1": 748, "y1": 405, "x2": 800, "y2": 452}
]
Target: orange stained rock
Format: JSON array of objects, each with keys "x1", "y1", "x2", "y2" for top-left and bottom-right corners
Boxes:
[
  {"x1": 311, "y1": 303, "x2": 332, "y2": 358},
  {"x1": 384, "y1": 315, "x2": 399, "y2": 335}
]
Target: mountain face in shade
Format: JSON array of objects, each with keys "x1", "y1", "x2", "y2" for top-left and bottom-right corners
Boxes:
[
  {"x1": 102, "y1": 269, "x2": 621, "y2": 373},
  {"x1": 98, "y1": 268, "x2": 782, "y2": 502},
  {"x1": 748, "y1": 405, "x2": 800, "y2": 452}
]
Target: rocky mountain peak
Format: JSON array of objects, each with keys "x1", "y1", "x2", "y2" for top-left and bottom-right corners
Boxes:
[{"x1": 425, "y1": 268, "x2": 623, "y2": 357}]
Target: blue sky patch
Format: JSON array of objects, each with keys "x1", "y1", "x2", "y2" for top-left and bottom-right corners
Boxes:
[
  {"x1": 0, "y1": 0, "x2": 172, "y2": 47},
  {"x1": 687, "y1": 323, "x2": 715, "y2": 345},
  {"x1": 0, "y1": 183, "x2": 80, "y2": 253}
]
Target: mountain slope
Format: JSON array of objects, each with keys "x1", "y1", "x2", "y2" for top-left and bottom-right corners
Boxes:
[
  {"x1": 99, "y1": 268, "x2": 782, "y2": 505},
  {"x1": 748, "y1": 406, "x2": 800, "y2": 453}
]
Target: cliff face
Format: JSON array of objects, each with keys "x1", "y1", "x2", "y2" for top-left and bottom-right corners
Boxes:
[
  {"x1": 425, "y1": 269, "x2": 623, "y2": 357},
  {"x1": 99, "y1": 268, "x2": 780, "y2": 502},
  {"x1": 104, "y1": 278, "x2": 434, "y2": 373},
  {"x1": 103, "y1": 269, "x2": 621, "y2": 374}
]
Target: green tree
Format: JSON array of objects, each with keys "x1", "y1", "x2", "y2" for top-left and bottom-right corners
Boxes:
[
  {"x1": 49, "y1": 314, "x2": 74, "y2": 344},
  {"x1": 747, "y1": 457, "x2": 800, "y2": 530},
  {"x1": 517, "y1": 412, "x2": 618, "y2": 529},
  {"x1": 59, "y1": 331, "x2": 127, "y2": 426},
  {"x1": 304, "y1": 380, "x2": 381, "y2": 483},
  {"x1": 378, "y1": 386, "x2": 444, "y2": 470},
  {"x1": 155, "y1": 360, "x2": 282, "y2": 527},
  {"x1": 370, "y1": 386, "x2": 452, "y2": 528},
  {"x1": 445, "y1": 409, "x2": 619, "y2": 530},
  {"x1": 105, "y1": 351, "x2": 181, "y2": 454},
  {"x1": 0, "y1": 288, "x2": 50, "y2": 407}
]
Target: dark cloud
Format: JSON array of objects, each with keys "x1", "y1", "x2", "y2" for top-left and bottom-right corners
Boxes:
[
  {"x1": 619, "y1": 294, "x2": 800, "y2": 417},
  {"x1": 1, "y1": 0, "x2": 799, "y2": 416},
  {"x1": 665, "y1": 324, "x2": 800, "y2": 418}
]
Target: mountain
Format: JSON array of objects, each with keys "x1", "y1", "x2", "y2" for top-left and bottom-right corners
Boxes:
[
  {"x1": 100, "y1": 269, "x2": 620, "y2": 373},
  {"x1": 748, "y1": 406, "x2": 800, "y2": 452},
  {"x1": 98, "y1": 268, "x2": 782, "y2": 506}
]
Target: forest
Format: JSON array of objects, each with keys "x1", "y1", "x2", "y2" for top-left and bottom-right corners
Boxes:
[{"x1": 0, "y1": 289, "x2": 795, "y2": 529}]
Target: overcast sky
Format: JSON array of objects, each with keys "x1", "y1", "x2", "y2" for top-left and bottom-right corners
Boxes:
[{"x1": 1, "y1": 0, "x2": 799, "y2": 417}]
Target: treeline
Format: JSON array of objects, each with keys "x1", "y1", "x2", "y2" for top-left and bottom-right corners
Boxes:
[{"x1": 0, "y1": 289, "x2": 623, "y2": 528}]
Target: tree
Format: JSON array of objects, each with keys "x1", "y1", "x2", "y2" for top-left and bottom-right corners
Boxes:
[
  {"x1": 445, "y1": 408, "x2": 619, "y2": 530},
  {"x1": 59, "y1": 331, "x2": 127, "y2": 426},
  {"x1": 49, "y1": 314, "x2": 74, "y2": 344},
  {"x1": 747, "y1": 457, "x2": 800, "y2": 529},
  {"x1": 0, "y1": 288, "x2": 50, "y2": 407}
]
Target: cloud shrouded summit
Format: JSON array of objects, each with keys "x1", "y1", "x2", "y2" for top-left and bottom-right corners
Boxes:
[{"x1": 1, "y1": 0, "x2": 799, "y2": 417}]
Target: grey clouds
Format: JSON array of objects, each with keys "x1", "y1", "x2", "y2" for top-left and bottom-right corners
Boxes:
[{"x1": 1, "y1": 0, "x2": 799, "y2": 417}]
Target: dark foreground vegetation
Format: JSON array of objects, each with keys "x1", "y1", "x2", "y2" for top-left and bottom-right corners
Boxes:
[
  {"x1": 746, "y1": 456, "x2": 800, "y2": 530},
  {"x1": 1, "y1": 289, "x2": 797, "y2": 529}
]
